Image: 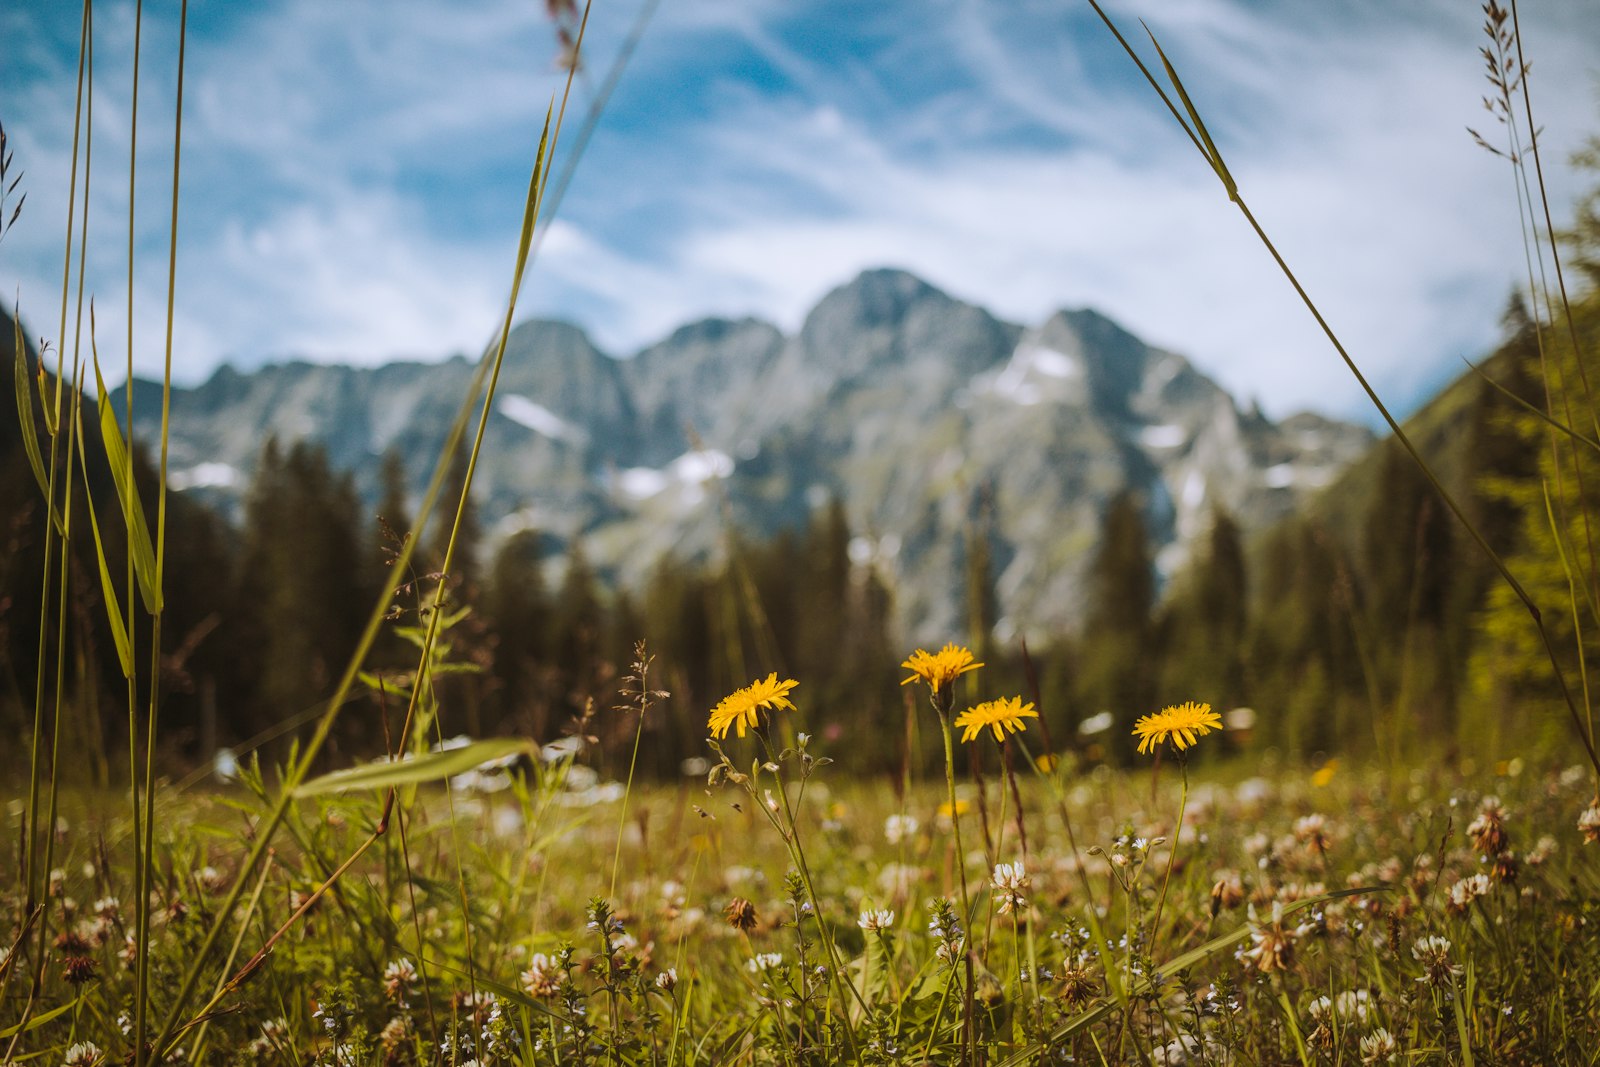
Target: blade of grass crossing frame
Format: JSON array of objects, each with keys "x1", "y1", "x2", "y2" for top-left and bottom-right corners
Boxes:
[
  {"x1": 994, "y1": 886, "x2": 1387, "y2": 1065},
  {"x1": 89, "y1": 347, "x2": 161, "y2": 614},
  {"x1": 12, "y1": 313, "x2": 60, "y2": 529},
  {"x1": 293, "y1": 738, "x2": 537, "y2": 797},
  {"x1": 1086, "y1": 0, "x2": 1600, "y2": 777},
  {"x1": 150, "y1": 104, "x2": 563, "y2": 1062},
  {"x1": 1467, "y1": 356, "x2": 1600, "y2": 457},
  {"x1": 397, "y1": 102, "x2": 551, "y2": 760},
  {"x1": 0, "y1": 996, "x2": 81, "y2": 1040},
  {"x1": 1143, "y1": 24, "x2": 1237, "y2": 200},
  {"x1": 72, "y1": 380, "x2": 134, "y2": 678}
]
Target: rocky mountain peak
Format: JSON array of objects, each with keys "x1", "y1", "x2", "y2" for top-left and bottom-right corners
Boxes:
[{"x1": 106, "y1": 271, "x2": 1373, "y2": 641}]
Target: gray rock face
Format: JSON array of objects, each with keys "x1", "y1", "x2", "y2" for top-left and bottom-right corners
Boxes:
[{"x1": 112, "y1": 268, "x2": 1372, "y2": 641}]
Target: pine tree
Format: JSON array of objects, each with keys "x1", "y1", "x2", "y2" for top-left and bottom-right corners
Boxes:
[
  {"x1": 1247, "y1": 520, "x2": 1368, "y2": 756},
  {"x1": 549, "y1": 538, "x2": 605, "y2": 713},
  {"x1": 1161, "y1": 508, "x2": 1249, "y2": 714},
  {"x1": 485, "y1": 528, "x2": 551, "y2": 736},
  {"x1": 1077, "y1": 491, "x2": 1156, "y2": 762},
  {"x1": 234, "y1": 439, "x2": 370, "y2": 748},
  {"x1": 1465, "y1": 290, "x2": 1600, "y2": 757},
  {"x1": 430, "y1": 440, "x2": 482, "y2": 592}
]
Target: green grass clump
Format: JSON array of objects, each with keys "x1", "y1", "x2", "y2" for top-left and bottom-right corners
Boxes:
[{"x1": 6, "y1": 734, "x2": 1600, "y2": 1064}]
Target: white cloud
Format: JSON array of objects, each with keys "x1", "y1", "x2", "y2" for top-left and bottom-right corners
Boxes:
[{"x1": 2, "y1": 0, "x2": 1597, "y2": 424}]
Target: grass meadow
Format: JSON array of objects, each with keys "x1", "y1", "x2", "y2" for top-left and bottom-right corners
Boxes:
[
  {"x1": 8, "y1": 0, "x2": 1600, "y2": 1063},
  {"x1": 8, "y1": 732, "x2": 1600, "y2": 1064}
]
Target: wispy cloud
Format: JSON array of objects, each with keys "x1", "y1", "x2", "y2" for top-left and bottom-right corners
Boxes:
[{"x1": 2, "y1": 0, "x2": 1596, "y2": 420}]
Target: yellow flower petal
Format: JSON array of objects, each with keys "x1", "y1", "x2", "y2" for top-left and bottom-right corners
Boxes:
[
  {"x1": 952, "y1": 697, "x2": 1039, "y2": 745},
  {"x1": 707, "y1": 674, "x2": 799, "y2": 739},
  {"x1": 901, "y1": 643, "x2": 983, "y2": 693},
  {"x1": 1132, "y1": 701, "x2": 1221, "y2": 756}
]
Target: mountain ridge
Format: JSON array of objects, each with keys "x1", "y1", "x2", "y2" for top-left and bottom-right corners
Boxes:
[{"x1": 109, "y1": 267, "x2": 1375, "y2": 641}]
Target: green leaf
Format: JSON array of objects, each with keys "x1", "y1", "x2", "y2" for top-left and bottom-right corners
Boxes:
[
  {"x1": 1465, "y1": 356, "x2": 1600, "y2": 457},
  {"x1": 12, "y1": 314, "x2": 62, "y2": 531},
  {"x1": 74, "y1": 400, "x2": 134, "y2": 677},
  {"x1": 90, "y1": 330, "x2": 163, "y2": 614},
  {"x1": 0, "y1": 995, "x2": 80, "y2": 1038},
  {"x1": 420, "y1": 956, "x2": 565, "y2": 1022},
  {"x1": 293, "y1": 737, "x2": 536, "y2": 797},
  {"x1": 994, "y1": 885, "x2": 1387, "y2": 1065},
  {"x1": 1143, "y1": 24, "x2": 1238, "y2": 201}
]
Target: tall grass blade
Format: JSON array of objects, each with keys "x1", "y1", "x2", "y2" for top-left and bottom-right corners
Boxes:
[
  {"x1": 995, "y1": 886, "x2": 1386, "y2": 1064},
  {"x1": 0, "y1": 996, "x2": 80, "y2": 1040},
  {"x1": 1141, "y1": 24, "x2": 1237, "y2": 200},
  {"x1": 293, "y1": 738, "x2": 537, "y2": 797},
  {"x1": 11, "y1": 313, "x2": 59, "y2": 527},
  {"x1": 72, "y1": 378, "x2": 134, "y2": 678},
  {"x1": 1466, "y1": 356, "x2": 1600, "y2": 457},
  {"x1": 89, "y1": 339, "x2": 162, "y2": 614},
  {"x1": 1086, "y1": 0, "x2": 1600, "y2": 776},
  {"x1": 148, "y1": 89, "x2": 570, "y2": 1064}
]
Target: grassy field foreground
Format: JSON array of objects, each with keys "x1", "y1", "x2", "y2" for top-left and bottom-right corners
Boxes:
[{"x1": 5, "y1": 724, "x2": 1600, "y2": 1064}]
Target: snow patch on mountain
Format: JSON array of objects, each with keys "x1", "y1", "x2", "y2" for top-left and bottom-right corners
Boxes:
[{"x1": 500, "y1": 395, "x2": 586, "y2": 443}]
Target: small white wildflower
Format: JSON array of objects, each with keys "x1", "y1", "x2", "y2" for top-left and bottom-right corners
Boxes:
[
  {"x1": 1335, "y1": 989, "x2": 1373, "y2": 1023},
  {"x1": 1527, "y1": 834, "x2": 1558, "y2": 866},
  {"x1": 991, "y1": 860, "x2": 1030, "y2": 915},
  {"x1": 1412, "y1": 935, "x2": 1462, "y2": 985},
  {"x1": 884, "y1": 814, "x2": 919, "y2": 845},
  {"x1": 521, "y1": 953, "x2": 560, "y2": 998},
  {"x1": 63, "y1": 1041, "x2": 102, "y2": 1067},
  {"x1": 857, "y1": 908, "x2": 896, "y2": 933},
  {"x1": 1579, "y1": 799, "x2": 1600, "y2": 844},
  {"x1": 746, "y1": 952, "x2": 784, "y2": 973},
  {"x1": 1447, "y1": 873, "x2": 1492, "y2": 913},
  {"x1": 1360, "y1": 1027, "x2": 1398, "y2": 1064}
]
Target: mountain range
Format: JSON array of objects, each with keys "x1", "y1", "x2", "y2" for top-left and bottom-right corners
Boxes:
[{"x1": 112, "y1": 268, "x2": 1374, "y2": 642}]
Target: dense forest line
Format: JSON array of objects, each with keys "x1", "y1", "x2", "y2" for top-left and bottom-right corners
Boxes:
[{"x1": 3, "y1": 260, "x2": 1596, "y2": 782}]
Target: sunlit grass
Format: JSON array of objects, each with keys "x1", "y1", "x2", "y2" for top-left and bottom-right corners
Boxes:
[
  {"x1": 7, "y1": 0, "x2": 1600, "y2": 1063},
  {"x1": 6, "y1": 751, "x2": 1600, "y2": 1063}
]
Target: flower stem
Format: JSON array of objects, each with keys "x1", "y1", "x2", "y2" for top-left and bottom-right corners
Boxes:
[
  {"x1": 1149, "y1": 760, "x2": 1189, "y2": 945},
  {"x1": 937, "y1": 704, "x2": 976, "y2": 1066}
]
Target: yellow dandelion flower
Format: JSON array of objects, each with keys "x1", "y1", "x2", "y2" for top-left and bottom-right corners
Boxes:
[
  {"x1": 953, "y1": 697, "x2": 1039, "y2": 744},
  {"x1": 707, "y1": 673, "x2": 798, "y2": 739},
  {"x1": 1132, "y1": 700, "x2": 1221, "y2": 755},
  {"x1": 1310, "y1": 758, "x2": 1339, "y2": 788},
  {"x1": 901, "y1": 643, "x2": 983, "y2": 693}
]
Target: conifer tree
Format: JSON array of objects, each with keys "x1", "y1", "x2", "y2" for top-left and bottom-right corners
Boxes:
[
  {"x1": 430, "y1": 440, "x2": 482, "y2": 593},
  {"x1": 234, "y1": 439, "x2": 369, "y2": 748},
  {"x1": 1161, "y1": 508, "x2": 1249, "y2": 714},
  {"x1": 1078, "y1": 490, "x2": 1156, "y2": 762},
  {"x1": 485, "y1": 528, "x2": 551, "y2": 735}
]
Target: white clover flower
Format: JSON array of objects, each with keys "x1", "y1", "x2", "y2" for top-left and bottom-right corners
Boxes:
[
  {"x1": 1412, "y1": 935, "x2": 1462, "y2": 985},
  {"x1": 1360, "y1": 1027, "x2": 1398, "y2": 1064},
  {"x1": 1579, "y1": 799, "x2": 1600, "y2": 844},
  {"x1": 1447, "y1": 873, "x2": 1492, "y2": 913},
  {"x1": 884, "y1": 814, "x2": 920, "y2": 846},
  {"x1": 63, "y1": 1041, "x2": 102, "y2": 1067},
  {"x1": 521, "y1": 953, "x2": 560, "y2": 998},
  {"x1": 991, "y1": 860, "x2": 1031, "y2": 916},
  {"x1": 746, "y1": 952, "x2": 784, "y2": 973},
  {"x1": 1335, "y1": 989, "x2": 1373, "y2": 1023},
  {"x1": 857, "y1": 908, "x2": 896, "y2": 933}
]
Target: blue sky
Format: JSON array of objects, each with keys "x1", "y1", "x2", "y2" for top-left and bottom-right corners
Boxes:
[{"x1": 2, "y1": 0, "x2": 1598, "y2": 422}]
